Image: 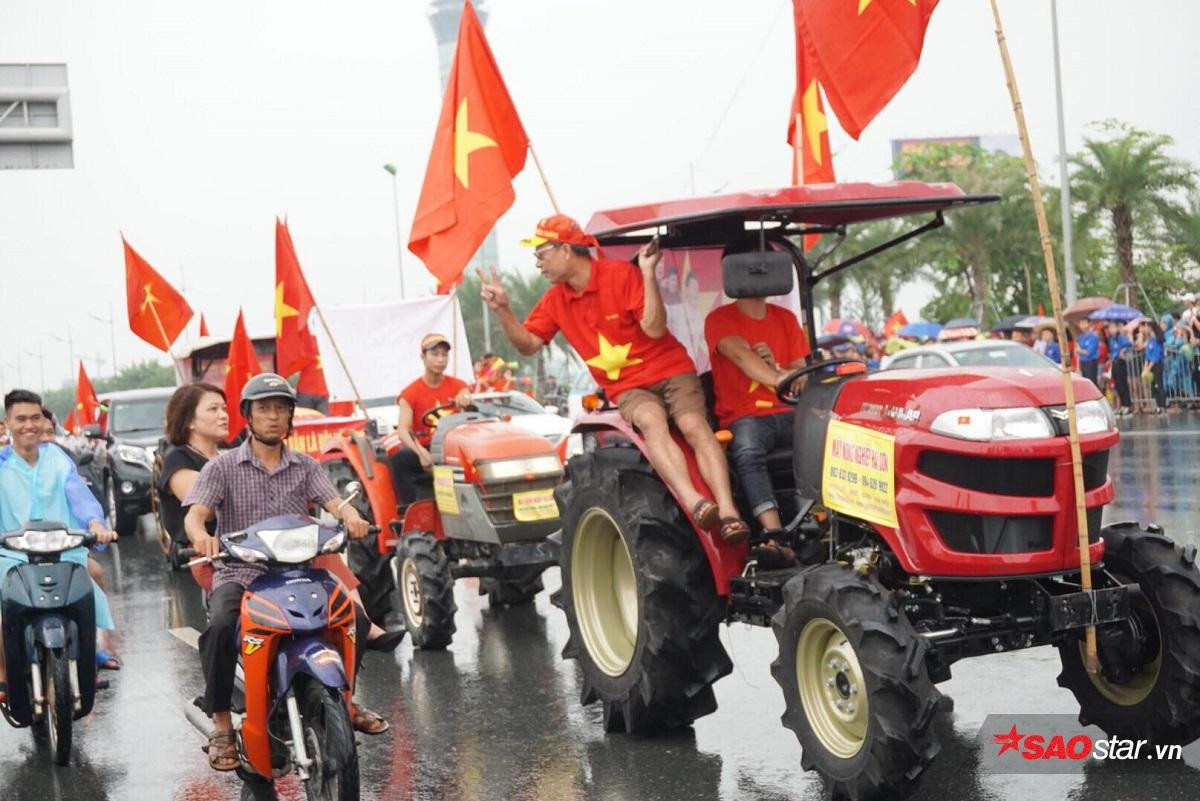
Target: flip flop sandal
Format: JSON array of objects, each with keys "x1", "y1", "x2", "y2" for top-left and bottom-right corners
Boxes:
[
  {"x1": 691, "y1": 499, "x2": 720, "y2": 530},
  {"x1": 205, "y1": 730, "x2": 240, "y2": 771},
  {"x1": 96, "y1": 650, "x2": 121, "y2": 671},
  {"x1": 351, "y1": 703, "x2": 390, "y2": 735},
  {"x1": 718, "y1": 517, "x2": 750, "y2": 545}
]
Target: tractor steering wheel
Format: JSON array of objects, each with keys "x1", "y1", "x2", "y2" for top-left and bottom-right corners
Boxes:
[
  {"x1": 775, "y1": 358, "x2": 866, "y2": 405},
  {"x1": 420, "y1": 401, "x2": 478, "y2": 431}
]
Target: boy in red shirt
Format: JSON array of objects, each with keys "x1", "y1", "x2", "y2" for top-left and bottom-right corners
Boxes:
[
  {"x1": 478, "y1": 215, "x2": 748, "y2": 543},
  {"x1": 389, "y1": 333, "x2": 472, "y2": 504},
  {"x1": 704, "y1": 264, "x2": 811, "y2": 564}
]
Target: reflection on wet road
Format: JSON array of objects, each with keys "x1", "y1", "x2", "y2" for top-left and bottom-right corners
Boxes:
[{"x1": 1, "y1": 413, "x2": 1199, "y2": 800}]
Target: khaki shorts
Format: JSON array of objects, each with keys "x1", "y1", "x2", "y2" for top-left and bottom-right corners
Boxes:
[{"x1": 616, "y1": 371, "x2": 707, "y2": 425}]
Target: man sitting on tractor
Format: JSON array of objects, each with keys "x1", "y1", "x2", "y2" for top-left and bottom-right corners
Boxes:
[
  {"x1": 478, "y1": 214, "x2": 750, "y2": 543},
  {"x1": 388, "y1": 333, "x2": 472, "y2": 506},
  {"x1": 704, "y1": 253, "x2": 811, "y2": 566}
]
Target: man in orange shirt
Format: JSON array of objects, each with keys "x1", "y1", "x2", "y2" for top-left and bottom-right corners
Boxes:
[
  {"x1": 704, "y1": 265, "x2": 811, "y2": 564},
  {"x1": 389, "y1": 333, "x2": 472, "y2": 505},
  {"x1": 478, "y1": 215, "x2": 748, "y2": 543}
]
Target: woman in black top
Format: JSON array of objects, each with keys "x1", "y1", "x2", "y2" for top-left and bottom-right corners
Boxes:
[{"x1": 158, "y1": 383, "x2": 228, "y2": 567}]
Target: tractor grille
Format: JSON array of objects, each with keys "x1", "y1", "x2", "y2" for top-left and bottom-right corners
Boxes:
[
  {"x1": 918, "y1": 451, "x2": 1055, "y2": 497},
  {"x1": 478, "y1": 476, "x2": 562, "y2": 526},
  {"x1": 929, "y1": 511, "x2": 1054, "y2": 554}
]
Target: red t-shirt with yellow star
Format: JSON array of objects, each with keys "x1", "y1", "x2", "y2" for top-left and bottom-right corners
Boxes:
[
  {"x1": 523, "y1": 259, "x2": 696, "y2": 400},
  {"x1": 397, "y1": 374, "x2": 470, "y2": 446},
  {"x1": 704, "y1": 302, "x2": 810, "y2": 428}
]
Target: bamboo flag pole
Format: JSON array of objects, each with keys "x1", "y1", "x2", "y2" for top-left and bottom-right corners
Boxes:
[
  {"x1": 528, "y1": 143, "x2": 562, "y2": 214},
  {"x1": 146, "y1": 302, "x2": 188, "y2": 385},
  {"x1": 990, "y1": 0, "x2": 1099, "y2": 674},
  {"x1": 310, "y1": 304, "x2": 369, "y2": 420}
]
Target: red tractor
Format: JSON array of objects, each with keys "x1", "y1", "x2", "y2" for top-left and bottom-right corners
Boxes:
[
  {"x1": 553, "y1": 183, "x2": 1200, "y2": 800},
  {"x1": 299, "y1": 403, "x2": 564, "y2": 650}
]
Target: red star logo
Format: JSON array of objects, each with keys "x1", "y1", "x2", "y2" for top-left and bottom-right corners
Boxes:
[{"x1": 993, "y1": 724, "x2": 1023, "y2": 756}]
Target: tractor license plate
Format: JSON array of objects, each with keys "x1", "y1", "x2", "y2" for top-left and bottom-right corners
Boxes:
[
  {"x1": 1048, "y1": 585, "x2": 1131, "y2": 632},
  {"x1": 513, "y1": 490, "x2": 558, "y2": 522}
]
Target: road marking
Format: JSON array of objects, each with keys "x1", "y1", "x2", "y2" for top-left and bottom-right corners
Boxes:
[{"x1": 169, "y1": 626, "x2": 201, "y2": 650}]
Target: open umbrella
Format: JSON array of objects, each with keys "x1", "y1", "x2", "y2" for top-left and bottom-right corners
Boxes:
[
  {"x1": 1089, "y1": 304, "x2": 1144, "y2": 322},
  {"x1": 939, "y1": 317, "x2": 980, "y2": 341},
  {"x1": 990, "y1": 314, "x2": 1029, "y2": 334},
  {"x1": 817, "y1": 333, "x2": 854, "y2": 349},
  {"x1": 898, "y1": 321, "x2": 942, "y2": 340},
  {"x1": 822, "y1": 318, "x2": 873, "y2": 341},
  {"x1": 1014, "y1": 315, "x2": 1052, "y2": 330},
  {"x1": 1063, "y1": 296, "x2": 1112, "y2": 321}
]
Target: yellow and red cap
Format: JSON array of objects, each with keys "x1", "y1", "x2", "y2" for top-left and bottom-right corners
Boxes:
[
  {"x1": 420, "y1": 333, "x2": 451, "y2": 352},
  {"x1": 519, "y1": 214, "x2": 598, "y2": 249}
]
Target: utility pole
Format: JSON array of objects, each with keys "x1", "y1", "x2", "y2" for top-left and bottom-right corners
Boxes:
[
  {"x1": 383, "y1": 164, "x2": 407, "y2": 298},
  {"x1": 89, "y1": 303, "x2": 118, "y2": 375},
  {"x1": 24, "y1": 345, "x2": 45, "y2": 392},
  {"x1": 1051, "y1": 0, "x2": 1077, "y2": 304}
]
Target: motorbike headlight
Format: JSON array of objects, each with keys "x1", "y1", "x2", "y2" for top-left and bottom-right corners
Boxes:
[
  {"x1": 255, "y1": 524, "x2": 320, "y2": 563},
  {"x1": 930, "y1": 407, "x2": 1055, "y2": 441},
  {"x1": 1074, "y1": 399, "x2": 1116, "y2": 434},
  {"x1": 4, "y1": 529, "x2": 84, "y2": 553},
  {"x1": 229, "y1": 544, "x2": 268, "y2": 563},
  {"x1": 477, "y1": 455, "x2": 563, "y2": 482},
  {"x1": 115, "y1": 444, "x2": 153, "y2": 468}
]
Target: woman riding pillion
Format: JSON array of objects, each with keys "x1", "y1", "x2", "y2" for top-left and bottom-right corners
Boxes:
[{"x1": 182, "y1": 373, "x2": 394, "y2": 771}]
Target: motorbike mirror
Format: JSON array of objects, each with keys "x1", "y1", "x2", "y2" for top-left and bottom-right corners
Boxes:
[{"x1": 335, "y1": 481, "x2": 362, "y2": 515}]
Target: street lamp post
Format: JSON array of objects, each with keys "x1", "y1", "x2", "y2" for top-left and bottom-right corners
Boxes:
[
  {"x1": 89, "y1": 302, "x2": 118, "y2": 375},
  {"x1": 24, "y1": 345, "x2": 45, "y2": 392},
  {"x1": 383, "y1": 164, "x2": 407, "y2": 299},
  {"x1": 1051, "y1": 0, "x2": 1077, "y2": 305},
  {"x1": 50, "y1": 325, "x2": 75, "y2": 388}
]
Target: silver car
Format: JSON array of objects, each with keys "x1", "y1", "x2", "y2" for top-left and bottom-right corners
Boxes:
[{"x1": 881, "y1": 339, "x2": 1058, "y2": 370}]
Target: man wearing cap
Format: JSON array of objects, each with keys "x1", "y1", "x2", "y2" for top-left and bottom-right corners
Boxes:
[
  {"x1": 389, "y1": 333, "x2": 472, "y2": 505},
  {"x1": 478, "y1": 215, "x2": 749, "y2": 543}
]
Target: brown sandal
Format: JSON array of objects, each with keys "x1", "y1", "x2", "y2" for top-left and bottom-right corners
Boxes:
[
  {"x1": 691, "y1": 499, "x2": 720, "y2": 530},
  {"x1": 718, "y1": 517, "x2": 750, "y2": 545},
  {"x1": 205, "y1": 730, "x2": 239, "y2": 771},
  {"x1": 751, "y1": 541, "x2": 797, "y2": 569},
  {"x1": 351, "y1": 703, "x2": 389, "y2": 735}
]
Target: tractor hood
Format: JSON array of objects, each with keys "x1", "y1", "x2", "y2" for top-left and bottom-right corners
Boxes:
[
  {"x1": 840, "y1": 367, "x2": 1104, "y2": 430},
  {"x1": 440, "y1": 418, "x2": 558, "y2": 467}
]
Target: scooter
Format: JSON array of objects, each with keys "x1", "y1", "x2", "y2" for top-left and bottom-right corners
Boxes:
[
  {"x1": 0, "y1": 521, "x2": 99, "y2": 766},
  {"x1": 183, "y1": 486, "x2": 370, "y2": 801}
]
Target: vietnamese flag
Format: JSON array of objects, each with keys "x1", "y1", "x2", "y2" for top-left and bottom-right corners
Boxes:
[
  {"x1": 75, "y1": 362, "x2": 101, "y2": 425},
  {"x1": 883, "y1": 309, "x2": 908, "y2": 338},
  {"x1": 296, "y1": 357, "x2": 331, "y2": 413},
  {"x1": 275, "y1": 218, "x2": 322, "y2": 377},
  {"x1": 199, "y1": 313, "x2": 211, "y2": 337},
  {"x1": 224, "y1": 309, "x2": 259, "y2": 442},
  {"x1": 408, "y1": 0, "x2": 530, "y2": 290},
  {"x1": 122, "y1": 236, "x2": 193, "y2": 351},
  {"x1": 787, "y1": 9, "x2": 835, "y2": 186},
  {"x1": 794, "y1": 0, "x2": 940, "y2": 140},
  {"x1": 64, "y1": 408, "x2": 77, "y2": 434}
]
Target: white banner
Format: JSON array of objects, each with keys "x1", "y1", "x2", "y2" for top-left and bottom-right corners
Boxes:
[{"x1": 313, "y1": 295, "x2": 472, "y2": 402}]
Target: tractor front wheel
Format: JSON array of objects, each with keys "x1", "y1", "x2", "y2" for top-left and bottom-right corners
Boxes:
[
  {"x1": 1057, "y1": 522, "x2": 1200, "y2": 744},
  {"x1": 771, "y1": 564, "x2": 941, "y2": 801},
  {"x1": 556, "y1": 447, "x2": 731, "y2": 734},
  {"x1": 394, "y1": 532, "x2": 456, "y2": 650}
]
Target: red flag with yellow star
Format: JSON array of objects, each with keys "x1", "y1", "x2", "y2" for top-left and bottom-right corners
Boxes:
[
  {"x1": 199, "y1": 313, "x2": 210, "y2": 337},
  {"x1": 122, "y1": 236, "x2": 193, "y2": 352},
  {"x1": 224, "y1": 309, "x2": 259, "y2": 442},
  {"x1": 408, "y1": 0, "x2": 529, "y2": 291},
  {"x1": 75, "y1": 362, "x2": 100, "y2": 426},
  {"x1": 787, "y1": 7, "x2": 835, "y2": 186},
  {"x1": 794, "y1": 0, "x2": 940, "y2": 140},
  {"x1": 275, "y1": 218, "x2": 322, "y2": 377}
]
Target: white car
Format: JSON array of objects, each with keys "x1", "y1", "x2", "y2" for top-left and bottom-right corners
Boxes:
[
  {"x1": 881, "y1": 339, "x2": 1057, "y2": 370},
  {"x1": 366, "y1": 391, "x2": 571, "y2": 447}
]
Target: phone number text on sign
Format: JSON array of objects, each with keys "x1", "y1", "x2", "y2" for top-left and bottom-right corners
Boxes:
[{"x1": 821, "y1": 420, "x2": 899, "y2": 528}]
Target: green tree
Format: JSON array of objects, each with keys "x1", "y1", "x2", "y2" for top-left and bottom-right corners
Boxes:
[
  {"x1": 1070, "y1": 121, "x2": 1195, "y2": 291},
  {"x1": 41, "y1": 359, "x2": 177, "y2": 423},
  {"x1": 835, "y1": 219, "x2": 921, "y2": 328}
]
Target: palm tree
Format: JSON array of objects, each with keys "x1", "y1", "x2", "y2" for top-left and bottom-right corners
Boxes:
[
  {"x1": 1166, "y1": 192, "x2": 1200, "y2": 271},
  {"x1": 1070, "y1": 121, "x2": 1195, "y2": 289}
]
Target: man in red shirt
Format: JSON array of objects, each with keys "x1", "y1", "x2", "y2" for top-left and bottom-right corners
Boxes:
[
  {"x1": 388, "y1": 333, "x2": 472, "y2": 505},
  {"x1": 705, "y1": 264, "x2": 811, "y2": 564},
  {"x1": 478, "y1": 215, "x2": 748, "y2": 543}
]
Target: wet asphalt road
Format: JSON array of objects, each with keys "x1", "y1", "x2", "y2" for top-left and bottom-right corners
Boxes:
[{"x1": 2, "y1": 413, "x2": 1199, "y2": 801}]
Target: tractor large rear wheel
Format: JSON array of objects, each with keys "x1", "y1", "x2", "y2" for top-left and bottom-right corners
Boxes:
[
  {"x1": 771, "y1": 564, "x2": 941, "y2": 801},
  {"x1": 556, "y1": 447, "x2": 731, "y2": 734},
  {"x1": 1056, "y1": 522, "x2": 1200, "y2": 744}
]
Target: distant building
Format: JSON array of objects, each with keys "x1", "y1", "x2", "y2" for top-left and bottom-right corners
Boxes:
[
  {"x1": 890, "y1": 134, "x2": 1021, "y2": 178},
  {"x1": 0, "y1": 63, "x2": 73, "y2": 169}
]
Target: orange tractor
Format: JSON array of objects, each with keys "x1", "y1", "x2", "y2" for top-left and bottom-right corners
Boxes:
[{"x1": 292, "y1": 403, "x2": 565, "y2": 650}]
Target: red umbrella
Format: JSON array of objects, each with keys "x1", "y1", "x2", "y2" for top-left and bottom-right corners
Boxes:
[{"x1": 1063, "y1": 296, "x2": 1112, "y2": 321}]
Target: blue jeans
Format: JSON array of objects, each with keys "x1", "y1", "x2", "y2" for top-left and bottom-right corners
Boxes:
[{"x1": 728, "y1": 412, "x2": 793, "y2": 520}]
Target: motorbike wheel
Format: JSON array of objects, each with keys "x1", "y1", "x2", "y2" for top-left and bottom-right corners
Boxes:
[
  {"x1": 239, "y1": 776, "x2": 279, "y2": 801},
  {"x1": 394, "y1": 532, "x2": 456, "y2": 649},
  {"x1": 556, "y1": 447, "x2": 731, "y2": 733},
  {"x1": 771, "y1": 563, "x2": 941, "y2": 801},
  {"x1": 299, "y1": 680, "x2": 359, "y2": 801},
  {"x1": 1057, "y1": 522, "x2": 1200, "y2": 743},
  {"x1": 44, "y1": 647, "x2": 74, "y2": 766},
  {"x1": 480, "y1": 570, "x2": 544, "y2": 607}
]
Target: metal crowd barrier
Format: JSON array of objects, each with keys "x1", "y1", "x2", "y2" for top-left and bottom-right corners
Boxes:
[{"x1": 1106, "y1": 348, "x2": 1200, "y2": 413}]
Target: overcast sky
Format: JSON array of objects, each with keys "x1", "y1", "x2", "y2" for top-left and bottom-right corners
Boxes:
[{"x1": 3, "y1": 0, "x2": 1198, "y2": 391}]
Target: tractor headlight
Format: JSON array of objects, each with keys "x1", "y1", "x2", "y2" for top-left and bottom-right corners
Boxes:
[
  {"x1": 477, "y1": 455, "x2": 562, "y2": 482},
  {"x1": 1074, "y1": 399, "x2": 1116, "y2": 434},
  {"x1": 930, "y1": 407, "x2": 1055, "y2": 441}
]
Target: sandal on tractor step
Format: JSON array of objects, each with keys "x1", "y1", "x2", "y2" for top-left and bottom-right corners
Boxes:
[
  {"x1": 365, "y1": 629, "x2": 406, "y2": 653},
  {"x1": 205, "y1": 730, "x2": 239, "y2": 771},
  {"x1": 718, "y1": 517, "x2": 750, "y2": 545},
  {"x1": 691, "y1": 499, "x2": 720, "y2": 530},
  {"x1": 750, "y1": 542, "x2": 797, "y2": 570},
  {"x1": 351, "y1": 703, "x2": 389, "y2": 735}
]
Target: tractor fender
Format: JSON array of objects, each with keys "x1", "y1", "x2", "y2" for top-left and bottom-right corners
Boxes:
[
  {"x1": 394, "y1": 499, "x2": 445, "y2": 544},
  {"x1": 572, "y1": 412, "x2": 743, "y2": 597},
  {"x1": 320, "y1": 434, "x2": 400, "y2": 535}
]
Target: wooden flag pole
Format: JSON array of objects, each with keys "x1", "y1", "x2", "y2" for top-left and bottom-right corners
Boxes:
[
  {"x1": 310, "y1": 303, "x2": 369, "y2": 419},
  {"x1": 146, "y1": 302, "x2": 188, "y2": 385},
  {"x1": 990, "y1": 0, "x2": 1099, "y2": 674},
  {"x1": 528, "y1": 143, "x2": 562, "y2": 214}
]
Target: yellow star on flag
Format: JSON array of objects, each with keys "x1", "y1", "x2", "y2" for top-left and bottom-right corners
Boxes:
[
  {"x1": 802, "y1": 79, "x2": 828, "y2": 165},
  {"x1": 140, "y1": 282, "x2": 159, "y2": 314},
  {"x1": 859, "y1": 0, "x2": 916, "y2": 14},
  {"x1": 586, "y1": 332, "x2": 643, "y2": 382},
  {"x1": 454, "y1": 98, "x2": 498, "y2": 189},
  {"x1": 275, "y1": 281, "x2": 299, "y2": 338}
]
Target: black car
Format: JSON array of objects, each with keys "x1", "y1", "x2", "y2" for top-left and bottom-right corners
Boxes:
[{"x1": 84, "y1": 386, "x2": 175, "y2": 536}]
